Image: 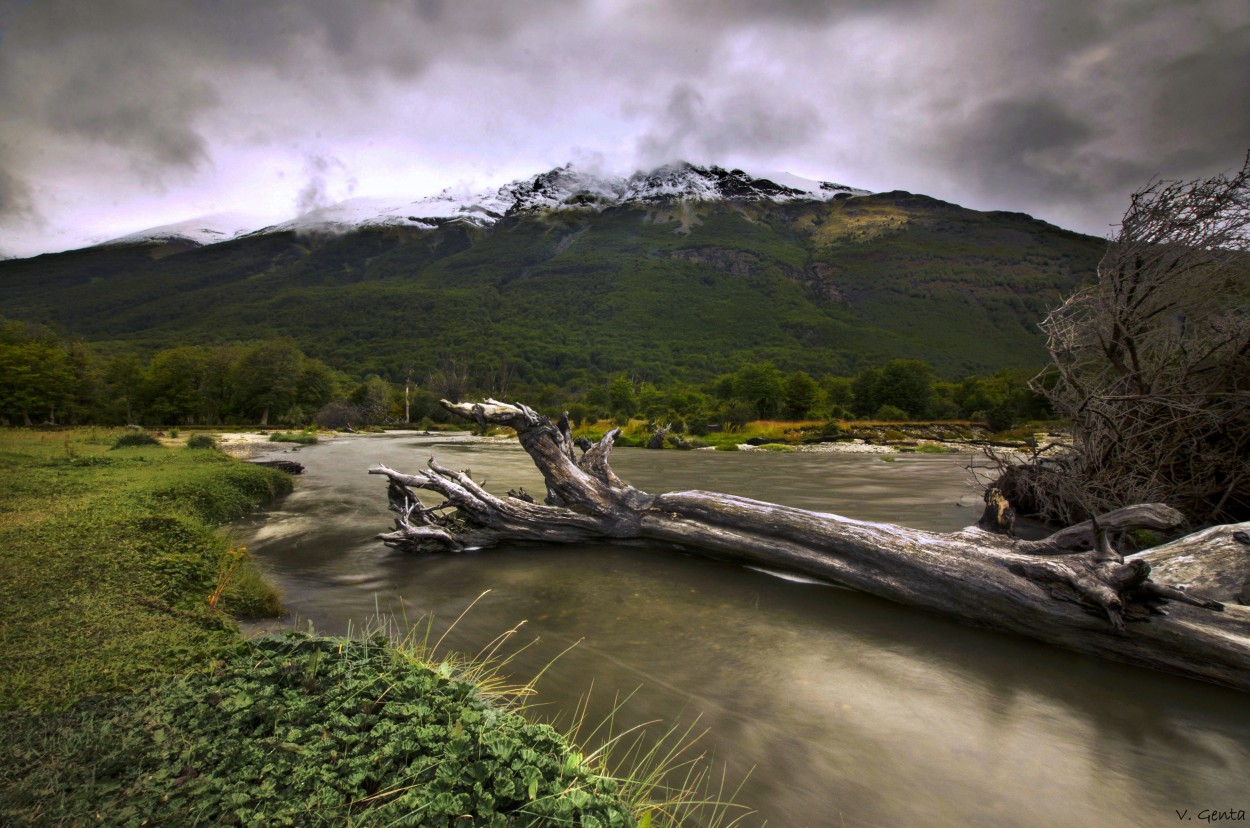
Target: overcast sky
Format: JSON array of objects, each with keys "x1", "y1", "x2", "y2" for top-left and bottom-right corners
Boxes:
[{"x1": 1, "y1": 0, "x2": 1247, "y2": 258}]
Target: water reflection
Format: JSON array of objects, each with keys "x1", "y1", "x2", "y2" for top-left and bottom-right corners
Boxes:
[{"x1": 235, "y1": 433, "x2": 1250, "y2": 828}]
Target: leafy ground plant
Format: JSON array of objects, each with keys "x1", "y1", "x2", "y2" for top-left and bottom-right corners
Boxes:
[{"x1": 0, "y1": 633, "x2": 634, "y2": 827}]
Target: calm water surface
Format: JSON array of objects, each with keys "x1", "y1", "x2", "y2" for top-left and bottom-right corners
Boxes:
[{"x1": 235, "y1": 433, "x2": 1250, "y2": 828}]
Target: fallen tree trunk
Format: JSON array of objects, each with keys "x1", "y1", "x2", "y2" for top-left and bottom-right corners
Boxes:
[{"x1": 370, "y1": 400, "x2": 1250, "y2": 691}]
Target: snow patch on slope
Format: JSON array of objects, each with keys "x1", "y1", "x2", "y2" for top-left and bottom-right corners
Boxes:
[{"x1": 105, "y1": 211, "x2": 267, "y2": 246}]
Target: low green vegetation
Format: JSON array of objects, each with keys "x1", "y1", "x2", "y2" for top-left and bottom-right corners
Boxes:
[
  {"x1": 1, "y1": 634, "x2": 633, "y2": 827},
  {"x1": 0, "y1": 428, "x2": 291, "y2": 711},
  {"x1": 0, "y1": 430, "x2": 746, "y2": 825},
  {"x1": 111, "y1": 431, "x2": 163, "y2": 449},
  {"x1": 268, "y1": 429, "x2": 318, "y2": 445},
  {"x1": 185, "y1": 433, "x2": 220, "y2": 450}
]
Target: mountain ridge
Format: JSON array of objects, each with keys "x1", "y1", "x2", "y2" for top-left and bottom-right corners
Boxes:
[
  {"x1": 99, "y1": 162, "x2": 870, "y2": 251},
  {"x1": 0, "y1": 166, "x2": 1104, "y2": 387}
]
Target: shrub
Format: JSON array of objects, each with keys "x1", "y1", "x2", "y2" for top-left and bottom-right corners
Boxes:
[
  {"x1": 185, "y1": 434, "x2": 219, "y2": 450},
  {"x1": 873, "y1": 404, "x2": 909, "y2": 422},
  {"x1": 111, "y1": 433, "x2": 162, "y2": 449},
  {"x1": 268, "y1": 431, "x2": 318, "y2": 445}
]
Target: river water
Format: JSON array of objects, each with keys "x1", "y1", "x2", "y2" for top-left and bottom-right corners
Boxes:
[{"x1": 234, "y1": 433, "x2": 1250, "y2": 828}]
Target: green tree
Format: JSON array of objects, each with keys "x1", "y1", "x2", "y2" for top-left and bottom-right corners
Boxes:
[
  {"x1": 732, "y1": 362, "x2": 783, "y2": 419},
  {"x1": 608, "y1": 375, "x2": 636, "y2": 417},
  {"x1": 104, "y1": 353, "x2": 144, "y2": 423},
  {"x1": 232, "y1": 339, "x2": 304, "y2": 425},
  {"x1": 875, "y1": 359, "x2": 935, "y2": 419},
  {"x1": 781, "y1": 371, "x2": 819, "y2": 420},
  {"x1": 141, "y1": 346, "x2": 210, "y2": 425},
  {"x1": 0, "y1": 320, "x2": 89, "y2": 425},
  {"x1": 850, "y1": 367, "x2": 882, "y2": 418},
  {"x1": 819, "y1": 376, "x2": 854, "y2": 412},
  {"x1": 350, "y1": 376, "x2": 395, "y2": 424},
  {"x1": 297, "y1": 359, "x2": 341, "y2": 414}
]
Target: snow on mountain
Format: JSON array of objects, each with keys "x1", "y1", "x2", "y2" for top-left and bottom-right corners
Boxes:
[
  {"x1": 622, "y1": 163, "x2": 866, "y2": 203},
  {"x1": 105, "y1": 211, "x2": 268, "y2": 246},
  {"x1": 114, "y1": 163, "x2": 868, "y2": 247}
]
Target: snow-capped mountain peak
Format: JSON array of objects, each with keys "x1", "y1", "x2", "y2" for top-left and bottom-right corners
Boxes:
[{"x1": 108, "y1": 163, "x2": 868, "y2": 247}]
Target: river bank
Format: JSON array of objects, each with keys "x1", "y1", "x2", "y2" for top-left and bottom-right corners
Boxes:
[
  {"x1": 572, "y1": 416, "x2": 1061, "y2": 455},
  {"x1": 0, "y1": 429, "x2": 660, "y2": 826}
]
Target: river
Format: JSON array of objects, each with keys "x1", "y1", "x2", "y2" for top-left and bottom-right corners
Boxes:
[{"x1": 234, "y1": 432, "x2": 1250, "y2": 828}]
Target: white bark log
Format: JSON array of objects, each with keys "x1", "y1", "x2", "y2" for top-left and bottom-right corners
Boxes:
[{"x1": 370, "y1": 400, "x2": 1250, "y2": 691}]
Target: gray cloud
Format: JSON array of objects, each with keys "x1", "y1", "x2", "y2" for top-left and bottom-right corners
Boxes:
[
  {"x1": 1149, "y1": 24, "x2": 1250, "y2": 172},
  {"x1": 0, "y1": 165, "x2": 35, "y2": 223},
  {"x1": 941, "y1": 97, "x2": 1098, "y2": 199},
  {"x1": 0, "y1": 0, "x2": 1247, "y2": 255},
  {"x1": 658, "y1": 0, "x2": 934, "y2": 26},
  {"x1": 637, "y1": 82, "x2": 824, "y2": 168}
]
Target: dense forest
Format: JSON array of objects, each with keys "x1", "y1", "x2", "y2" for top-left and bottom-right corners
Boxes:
[{"x1": 0, "y1": 317, "x2": 1046, "y2": 430}]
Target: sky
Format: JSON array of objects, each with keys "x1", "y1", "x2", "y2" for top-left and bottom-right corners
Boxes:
[{"x1": 0, "y1": 0, "x2": 1247, "y2": 258}]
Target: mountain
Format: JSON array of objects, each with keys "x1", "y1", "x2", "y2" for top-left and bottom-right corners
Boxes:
[
  {"x1": 101, "y1": 162, "x2": 869, "y2": 242},
  {"x1": 0, "y1": 163, "x2": 1104, "y2": 386}
]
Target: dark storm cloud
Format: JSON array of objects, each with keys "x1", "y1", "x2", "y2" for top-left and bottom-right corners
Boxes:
[
  {"x1": 942, "y1": 97, "x2": 1100, "y2": 199},
  {"x1": 638, "y1": 82, "x2": 824, "y2": 167},
  {"x1": 1, "y1": 0, "x2": 1247, "y2": 255},
  {"x1": 909, "y1": 0, "x2": 1250, "y2": 232},
  {"x1": 1149, "y1": 26, "x2": 1250, "y2": 171},
  {"x1": 0, "y1": 0, "x2": 573, "y2": 190}
]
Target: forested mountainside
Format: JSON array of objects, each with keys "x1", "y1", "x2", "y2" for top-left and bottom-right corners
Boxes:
[{"x1": 0, "y1": 177, "x2": 1103, "y2": 389}]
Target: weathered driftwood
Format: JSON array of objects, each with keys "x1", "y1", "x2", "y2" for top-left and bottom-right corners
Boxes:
[{"x1": 370, "y1": 400, "x2": 1250, "y2": 691}]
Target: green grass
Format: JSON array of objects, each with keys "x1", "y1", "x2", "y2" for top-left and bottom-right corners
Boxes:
[
  {"x1": 269, "y1": 430, "x2": 318, "y2": 445},
  {"x1": 0, "y1": 428, "x2": 292, "y2": 711}
]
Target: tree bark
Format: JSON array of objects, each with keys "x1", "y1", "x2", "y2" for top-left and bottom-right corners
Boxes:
[{"x1": 370, "y1": 400, "x2": 1250, "y2": 692}]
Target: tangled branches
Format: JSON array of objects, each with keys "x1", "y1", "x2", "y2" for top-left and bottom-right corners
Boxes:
[{"x1": 1007, "y1": 153, "x2": 1250, "y2": 526}]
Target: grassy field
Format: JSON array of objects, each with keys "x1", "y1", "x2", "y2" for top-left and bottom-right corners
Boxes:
[
  {"x1": 0, "y1": 429, "x2": 745, "y2": 826},
  {"x1": 0, "y1": 428, "x2": 292, "y2": 711}
]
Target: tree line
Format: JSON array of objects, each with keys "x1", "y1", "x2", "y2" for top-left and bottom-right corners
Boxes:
[
  {"x1": 565, "y1": 358, "x2": 1046, "y2": 432},
  {"x1": 0, "y1": 318, "x2": 1046, "y2": 431},
  {"x1": 0, "y1": 321, "x2": 377, "y2": 428}
]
